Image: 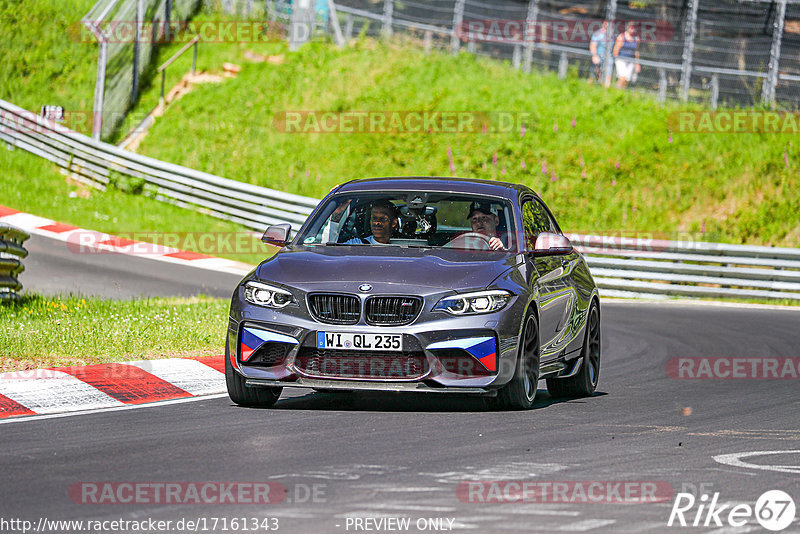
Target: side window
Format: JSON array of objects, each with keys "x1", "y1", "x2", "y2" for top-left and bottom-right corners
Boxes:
[{"x1": 522, "y1": 200, "x2": 554, "y2": 248}]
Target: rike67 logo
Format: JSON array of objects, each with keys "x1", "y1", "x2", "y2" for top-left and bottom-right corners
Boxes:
[{"x1": 668, "y1": 489, "x2": 796, "y2": 531}]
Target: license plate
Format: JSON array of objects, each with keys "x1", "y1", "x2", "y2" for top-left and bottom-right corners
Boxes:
[{"x1": 316, "y1": 332, "x2": 403, "y2": 351}]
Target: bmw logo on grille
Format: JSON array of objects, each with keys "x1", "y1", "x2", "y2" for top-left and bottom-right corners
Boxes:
[{"x1": 359, "y1": 284, "x2": 373, "y2": 292}]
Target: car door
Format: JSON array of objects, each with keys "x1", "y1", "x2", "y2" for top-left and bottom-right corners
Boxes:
[{"x1": 522, "y1": 198, "x2": 576, "y2": 360}]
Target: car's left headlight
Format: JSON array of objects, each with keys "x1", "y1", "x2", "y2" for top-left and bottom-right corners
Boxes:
[
  {"x1": 243, "y1": 281, "x2": 296, "y2": 308},
  {"x1": 433, "y1": 290, "x2": 512, "y2": 316}
]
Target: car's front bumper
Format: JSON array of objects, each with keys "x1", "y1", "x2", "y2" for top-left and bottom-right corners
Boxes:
[
  {"x1": 243, "y1": 376, "x2": 499, "y2": 395},
  {"x1": 227, "y1": 303, "x2": 526, "y2": 390}
]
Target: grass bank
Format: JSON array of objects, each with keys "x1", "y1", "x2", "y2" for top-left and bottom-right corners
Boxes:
[
  {"x1": 0, "y1": 294, "x2": 227, "y2": 372},
  {"x1": 0, "y1": 147, "x2": 271, "y2": 265},
  {"x1": 0, "y1": 0, "x2": 98, "y2": 132},
  {"x1": 1, "y1": 2, "x2": 277, "y2": 265},
  {"x1": 130, "y1": 38, "x2": 799, "y2": 247}
]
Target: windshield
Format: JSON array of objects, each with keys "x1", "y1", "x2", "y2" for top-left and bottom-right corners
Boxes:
[{"x1": 295, "y1": 192, "x2": 517, "y2": 252}]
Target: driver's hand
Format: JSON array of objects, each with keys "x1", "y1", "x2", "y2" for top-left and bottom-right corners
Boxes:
[
  {"x1": 488, "y1": 236, "x2": 504, "y2": 250},
  {"x1": 331, "y1": 200, "x2": 351, "y2": 223}
]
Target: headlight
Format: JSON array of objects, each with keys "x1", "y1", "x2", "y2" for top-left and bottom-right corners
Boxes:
[
  {"x1": 243, "y1": 281, "x2": 296, "y2": 308},
  {"x1": 433, "y1": 290, "x2": 512, "y2": 316}
]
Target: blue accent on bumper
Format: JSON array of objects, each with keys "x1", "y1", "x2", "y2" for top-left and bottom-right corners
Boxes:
[
  {"x1": 426, "y1": 336, "x2": 494, "y2": 354},
  {"x1": 242, "y1": 326, "x2": 298, "y2": 351}
]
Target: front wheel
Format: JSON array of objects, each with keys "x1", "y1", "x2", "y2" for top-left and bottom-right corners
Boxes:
[
  {"x1": 491, "y1": 313, "x2": 540, "y2": 410},
  {"x1": 225, "y1": 349, "x2": 282, "y2": 407},
  {"x1": 547, "y1": 301, "x2": 600, "y2": 398}
]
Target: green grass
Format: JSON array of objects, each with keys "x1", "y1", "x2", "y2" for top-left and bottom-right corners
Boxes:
[
  {"x1": 0, "y1": 2, "x2": 277, "y2": 265},
  {"x1": 0, "y1": 146, "x2": 273, "y2": 265},
  {"x1": 0, "y1": 0, "x2": 99, "y2": 134},
  {"x1": 3, "y1": 2, "x2": 797, "y2": 248},
  {"x1": 0, "y1": 293, "x2": 227, "y2": 372},
  {"x1": 110, "y1": 12, "x2": 288, "y2": 143},
  {"x1": 129, "y1": 38, "x2": 799, "y2": 248}
]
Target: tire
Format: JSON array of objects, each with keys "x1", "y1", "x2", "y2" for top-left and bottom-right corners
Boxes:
[
  {"x1": 225, "y1": 348, "x2": 282, "y2": 407},
  {"x1": 491, "y1": 313, "x2": 540, "y2": 410},
  {"x1": 546, "y1": 301, "x2": 600, "y2": 398}
]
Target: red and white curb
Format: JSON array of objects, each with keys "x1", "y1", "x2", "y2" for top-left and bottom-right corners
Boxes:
[
  {"x1": 0, "y1": 205, "x2": 254, "y2": 276},
  {"x1": 0, "y1": 355, "x2": 226, "y2": 421}
]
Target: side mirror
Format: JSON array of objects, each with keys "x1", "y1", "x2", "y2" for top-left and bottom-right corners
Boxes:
[
  {"x1": 261, "y1": 223, "x2": 291, "y2": 247},
  {"x1": 532, "y1": 232, "x2": 573, "y2": 255}
]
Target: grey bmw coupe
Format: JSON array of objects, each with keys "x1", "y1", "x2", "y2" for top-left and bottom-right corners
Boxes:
[{"x1": 225, "y1": 177, "x2": 600, "y2": 410}]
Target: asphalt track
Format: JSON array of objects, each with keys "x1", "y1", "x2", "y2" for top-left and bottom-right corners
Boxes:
[
  {"x1": 3, "y1": 233, "x2": 800, "y2": 533},
  {"x1": 21, "y1": 233, "x2": 244, "y2": 299}
]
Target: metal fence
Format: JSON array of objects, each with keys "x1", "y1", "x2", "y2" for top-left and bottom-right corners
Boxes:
[
  {"x1": 82, "y1": 0, "x2": 800, "y2": 141},
  {"x1": 332, "y1": 0, "x2": 800, "y2": 109},
  {"x1": 3, "y1": 94, "x2": 800, "y2": 302},
  {"x1": 82, "y1": 0, "x2": 335, "y2": 141},
  {"x1": 0, "y1": 224, "x2": 30, "y2": 301},
  {"x1": 82, "y1": 0, "x2": 203, "y2": 141}
]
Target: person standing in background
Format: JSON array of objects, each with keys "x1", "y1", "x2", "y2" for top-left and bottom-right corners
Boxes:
[
  {"x1": 613, "y1": 21, "x2": 641, "y2": 89},
  {"x1": 589, "y1": 21, "x2": 611, "y2": 86}
]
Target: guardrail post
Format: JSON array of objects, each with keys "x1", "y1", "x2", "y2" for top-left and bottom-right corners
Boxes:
[
  {"x1": 327, "y1": 0, "x2": 345, "y2": 47},
  {"x1": 289, "y1": 0, "x2": 315, "y2": 50},
  {"x1": 657, "y1": 68, "x2": 667, "y2": 103},
  {"x1": 450, "y1": 0, "x2": 465, "y2": 54},
  {"x1": 382, "y1": 0, "x2": 394, "y2": 38},
  {"x1": 710, "y1": 73, "x2": 719, "y2": 109},
  {"x1": 762, "y1": 0, "x2": 787, "y2": 107},
  {"x1": 679, "y1": 0, "x2": 699, "y2": 102},
  {"x1": 601, "y1": 0, "x2": 617, "y2": 85},
  {"x1": 131, "y1": 0, "x2": 145, "y2": 104},
  {"x1": 558, "y1": 52, "x2": 568, "y2": 79},
  {"x1": 523, "y1": 0, "x2": 539, "y2": 73},
  {"x1": 424, "y1": 30, "x2": 433, "y2": 54},
  {"x1": 467, "y1": 33, "x2": 476, "y2": 54},
  {"x1": 165, "y1": 0, "x2": 172, "y2": 42},
  {"x1": 344, "y1": 14, "x2": 353, "y2": 43},
  {"x1": 91, "y1": 38, "x2": 108, "y2": 141},
  {"x1": 512, "y1": 44, "x2": 521, "y2": 69}
]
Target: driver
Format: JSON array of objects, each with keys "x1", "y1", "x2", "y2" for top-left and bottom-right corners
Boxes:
[
  {"x1": 344, "y1": 199, "x2": 399, "y2": 244},
  {"x1": 467, "y1": 201, "x2": 505, "y2": 250}
]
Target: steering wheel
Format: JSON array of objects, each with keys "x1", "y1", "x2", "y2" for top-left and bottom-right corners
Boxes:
[{"x1": 443, "y1": 232, "x2": 492, "y2": 250}]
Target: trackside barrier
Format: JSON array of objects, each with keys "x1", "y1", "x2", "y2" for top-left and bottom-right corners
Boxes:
[
  {"x1": 0, "y1": 98, "x2": 318, "y2": 233},
  {"x1": 569, "y1": 234, "x2": 800, "y2": 301},
  {"x1": 2, "y1": 97, "x2": 799, "y2": 302},
  {"x1": 0, "y1": 223, "x2": 30, "y2": 300}
]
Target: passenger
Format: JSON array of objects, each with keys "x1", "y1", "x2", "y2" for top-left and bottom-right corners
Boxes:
[{"x1": 344, "y1": 199, "x2": 398, "y2": 244}]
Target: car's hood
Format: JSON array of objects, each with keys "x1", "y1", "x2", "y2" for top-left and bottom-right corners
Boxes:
[{"x1": 255, "y1": 245, "x2": 520, "y2": 291}]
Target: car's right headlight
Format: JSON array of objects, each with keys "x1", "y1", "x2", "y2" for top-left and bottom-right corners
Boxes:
[
  {"x1": 243, "y1": 281, "x2": 296, "y2": 308},
  {"x1": 433, "y1": 290, "x2": 512, "y2": 316}
]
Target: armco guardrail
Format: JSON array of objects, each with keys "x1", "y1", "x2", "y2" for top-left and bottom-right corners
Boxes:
[
  {"x1": 0, "y1": 99, "x2": 318, "y2": 232},
  {"x1": 0, "y1": 223, "x2": 30, "y2": 300},
  {"x1": 570, "y1": 234, "x2": 800, "y2": 301},
  {"x1": 2, "y1": 98, "x2": 799, "y2": 302}
]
